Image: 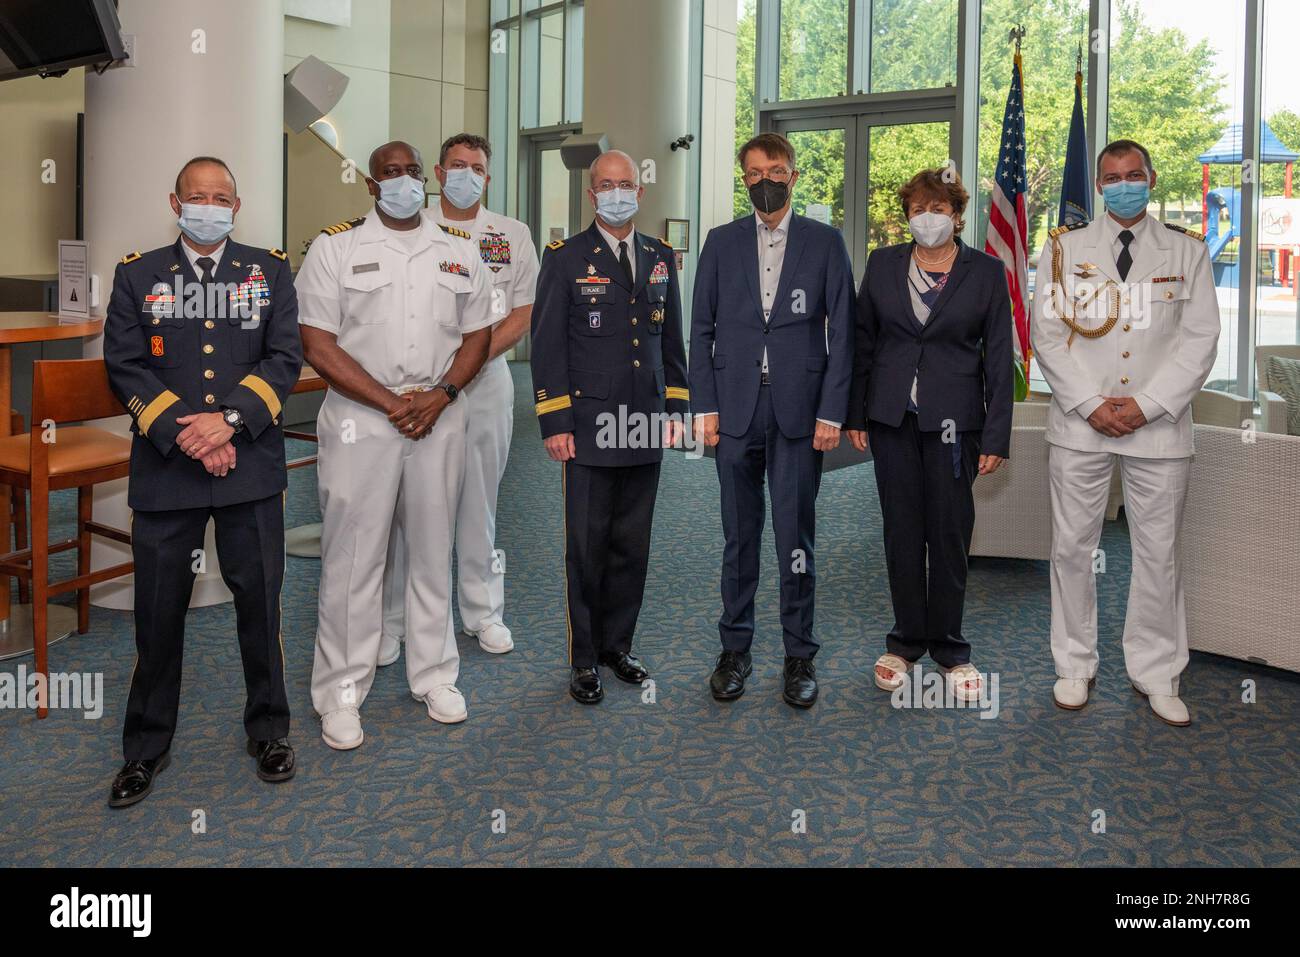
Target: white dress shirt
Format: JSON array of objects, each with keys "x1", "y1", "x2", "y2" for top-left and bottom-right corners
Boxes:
[
  {"x1": 181, "y1": 236, "x2": 227, "y2": 276},
  {"x1": 596, "y1": 220, "x2": 636, "y2": 282}
]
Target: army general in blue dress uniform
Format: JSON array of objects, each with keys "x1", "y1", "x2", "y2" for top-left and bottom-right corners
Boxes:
[
  {"x1": 530, "y1": 149, "x2": 689, "y2": 704},
  {"x1": 102, "y1": 157, "x2": 304, "y2": 807}
]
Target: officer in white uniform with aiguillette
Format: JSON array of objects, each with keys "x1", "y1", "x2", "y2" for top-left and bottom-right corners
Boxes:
[
  {"x1": 379, "y1": 133, "x2": 538, "y2": 664},
  {"x1": 1031, "y1": 139, "x2": 1219, "y2": 727},
  {"x1": 298, "y1": 141, "x2": 492, "y2": 749}
]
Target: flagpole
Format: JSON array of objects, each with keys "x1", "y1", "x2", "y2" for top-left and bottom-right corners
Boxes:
[{"x1": 1010, "y1": 24, "x2": 1031, "y2": 381}]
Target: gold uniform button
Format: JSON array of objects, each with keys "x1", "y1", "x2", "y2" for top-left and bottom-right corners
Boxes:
[
  {"x1": 590, "y1": 297, "x2": 597, "y2": 304},
  {"x1": 1164, "y1": 290, "x2": 1174, "y2": 299},
  {"x1": 1122, "y1": 351, "x2": 1131, "y2": 358},
  {"x1": 574, "y1": 389, "x2": 582, "y2": 397},
  {"x1": 1123, "y1": 323, "x2": 1131, "y2": 332},
  {"x1": 203, "y1": 344, "x2": 214, "y2": 355},
  {"x1": 151, "y1": 318, "x2": 160, "y2": 326},
  {"x1": 205, "y1": 320, "x2": 216, "y2": 329},
  {"x1": 1121, "y1": 376, "x2": 1130, "y2": 384},
  {"x1": 633, "y1": 360, "x2": 641, "y2": 368},
  {"x1": 631, "y1": 318, "x2": 638, "y2": 326},
  {"x1": 203, "y1": 369, "x2": 215, "y2": 380},
  {"x1": 633, "y1": 338, "x2": 640, "y2": 347},
  {"x1": 204, "y1": 393, "x2": 216, "y2": 404},
  {"x1": 630, "y1": 297, "x2": 637, "y2": 304}
]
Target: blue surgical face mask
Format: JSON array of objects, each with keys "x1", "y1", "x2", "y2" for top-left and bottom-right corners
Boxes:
[
  {"x1": 177, "y1": 203, "x2": 234, "y2": 245},
  {"x1": 442, "y1": 168, "x2": 485, "y2": 210},
  {"x1": 375, "y1": 174, "x2": 426, "y2": 219},
  {"x1": 1101, "y1": 179, "x2": 1151, "y2": 219},
  {"x1": 595, "y1": 187, "x2": 639, "y2": 228}
]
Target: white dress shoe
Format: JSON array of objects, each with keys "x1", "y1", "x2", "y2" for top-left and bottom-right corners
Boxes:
[
  {"x1": 1143, "y1": 691, "x2": 1191, "y2": 727},
  {"x1": 377, "y1": 632, "x2": 402, "y2": 667},
  {"x1": 321, "y1": 707, "x2": 364, "y2": 750},
  {"x1": 1053, "y1": 677, "x2": 1094, "y2": 710},
  {"x1": 413, "y1": 684, "x2": 468, "y2": 724},
  {"x1": 469, "y1": 622, "x2": 514, "y2": 654}
]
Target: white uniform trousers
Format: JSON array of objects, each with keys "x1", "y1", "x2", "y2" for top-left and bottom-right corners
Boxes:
[
  {"x1": 383, "y1": 355, "x2": 514, "y2": 639},
  {"x1": 310, "y1": 391, "x2": 467, "y2": 715},
  {"x1": 1047, "y1": 444, "x2": 1191, "y2": 696}
]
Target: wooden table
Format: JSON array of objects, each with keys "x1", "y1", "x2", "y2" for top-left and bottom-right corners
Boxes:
[
  {"x1": 0, "y1": 312, "x2": 104, "y2": 660},
  {"x1": 284, "y1": 367, "x2": 326, "y2": 558}
]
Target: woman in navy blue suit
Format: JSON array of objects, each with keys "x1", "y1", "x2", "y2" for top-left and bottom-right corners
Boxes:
[{"x1": 844, "y1": 168, "x2": 1013, "y2": 705}]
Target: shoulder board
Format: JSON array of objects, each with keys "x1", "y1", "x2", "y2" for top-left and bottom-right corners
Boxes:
[
  {"x1": 658, "y1": 236, "x2": 673, "y2": 250},
  {"x1": 1165, "y1": 222, "x2": 1205, "y2": 241},
  {"x1": 1048, "y1": 221, "x2": 1087, "y2": 239},
  {"x1": 546, "y1": 239, "x2": 565, "y2": 250},
  {"x1": 268, "y1": 248, "x2": 288, "y2": 261},
  {"x1": 439, "y1": 223, "x2": 472, "y2": 240},
  {"x1": 120, "y1": 251, "x2": 142, "y2": 264},
  {"x1": 320, "y1": 217, "x2": 364, "y2": 236}
]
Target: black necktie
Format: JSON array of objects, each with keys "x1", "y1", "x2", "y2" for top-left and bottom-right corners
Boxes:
[
  {"x1": 195, "y1": 255, "x2": 216, "y2": 284},
  {"x1": 618, "y1": 240, "x2": 633, "y2": 286},
  {"x1": 1116, "y1": 230, "x2": 1134, "y2": 281}
]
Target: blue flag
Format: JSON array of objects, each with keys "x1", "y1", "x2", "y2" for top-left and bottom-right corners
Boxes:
[{"x1": 1058, "y1": 68, "x2": 1092, "y2": 226}]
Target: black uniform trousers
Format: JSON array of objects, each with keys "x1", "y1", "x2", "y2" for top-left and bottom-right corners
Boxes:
[
  {"x1": 123, "y1": 493, "x2": 289, "y2": 760},
  {"x1": 715, "y1": 385, "x2": 824, "y2": 659},
  {"x1": 563, "y1": 460, "x2": 660, "y2": 669},
  {"x1": 868, "y1": 411, "x2": 981, "y2": 669}
]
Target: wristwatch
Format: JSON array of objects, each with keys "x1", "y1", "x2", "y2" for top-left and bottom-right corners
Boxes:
[
  {"x1": 435, "y1": 381, "x2": 459, "y2": 402},
  {"x1": 221, "y1": 407, "x2": 245, "y2": 432}
]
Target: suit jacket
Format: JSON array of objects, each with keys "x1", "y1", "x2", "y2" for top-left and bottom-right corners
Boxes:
[
  {"x1": 688, "y1": 213, "x2": 855, "y2": 439},
  {"x1": 846, "y1": 239, "x2": 1013, "y2": 458},
  {"x1": 104, "y1": 237, "x2": 304, "y2": 510},
  {"x1": 1029, "y1": 214, "x2": 1218, "y2": 458},
  {"x1": 529, "y1": 222, "x2": 689, "y2": 467}
]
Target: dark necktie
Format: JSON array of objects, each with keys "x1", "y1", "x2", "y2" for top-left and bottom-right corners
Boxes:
[
  {"x1": 618, "y1": 240, "x2": 633, "y2": 286},
  {"x1": 1116, "y1": 230, "x2": 1134, "y2": 282},
  {"x1": 195, "y1": 255, "x2": 216, "y2": 284}
]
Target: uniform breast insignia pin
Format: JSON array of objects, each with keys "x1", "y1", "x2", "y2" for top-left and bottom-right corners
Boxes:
[
  {"x1": 650, "y1": 307, "x2": 665, "y2": 325},
  {"x1": 587, "y1": 264, "x2": 596, "y2": 276},
  {"x1": 150, "y1": 336, "x2": 165, "y2": 357},
  {"x1": 1074, "y1": 262, "x2": 1099, "y2": 279},
  {"x1": 439, "y1": 261, "x2": 470, "y2": 276},
  {"x1": 588, "y1": 312, "x2": 601, "y2": 329},
  {"x1": 144, "y1": 281, "x2": 175, "y2": 319}
]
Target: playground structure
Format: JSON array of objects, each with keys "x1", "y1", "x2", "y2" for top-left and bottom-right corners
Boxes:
[{"x1": 1198, "y1": 121, "x2": 1298, "y2": 293}]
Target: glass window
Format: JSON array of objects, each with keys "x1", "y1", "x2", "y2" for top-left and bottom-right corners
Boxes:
[
  {"x1": 785, "y1": 127, "x2": 848, "y2": 230},
  {"x1": 734, "y1": 0, "x2": 758, "y2": 217},
  {"x1": 1255, "y1": 0, "x2": 1300, "y2": 372},
  {"x1": 779, "y1": 0, "x2": 849, "y2": 100},
  {"x1": 1110, "y1": 0, "x2": 1245, "y2": 392},
  {"x1": 538, "y1": 8, "x2": 565, "y2": 127},
  {"x1": 867, "y1": 121, "x2": 951, "y2": 249},
  {"x1": 869, "y1": 0, "x2": 957, "y2": 93}
]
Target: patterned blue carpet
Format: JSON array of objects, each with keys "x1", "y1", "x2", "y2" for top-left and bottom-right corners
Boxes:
[{"x1": 2, "y1": 362, "x2": 1298, "y2": 866}]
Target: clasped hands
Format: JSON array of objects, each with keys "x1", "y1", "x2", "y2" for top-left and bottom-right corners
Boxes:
[
  {"x1": 176, "y1": 412, "x2": 236, "y2": 477},
  {"x1": 387, "y1": 389, "x2": 450, "y2": 441},
  {"x1": 1087, "y1": 395, "x2": 1147, "y2": 438}
]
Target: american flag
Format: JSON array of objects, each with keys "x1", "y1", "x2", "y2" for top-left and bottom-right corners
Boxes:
[{"x1": 984, "y1": 53, "x2": 1030, "y2": 366}]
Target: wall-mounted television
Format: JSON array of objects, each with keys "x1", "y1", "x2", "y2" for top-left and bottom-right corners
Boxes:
[{"x1": 0, "y1": 0, "x2": 126, "y2": 82}]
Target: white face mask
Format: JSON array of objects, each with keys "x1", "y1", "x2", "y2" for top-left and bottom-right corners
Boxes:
[{"x1": 908, "y1": 211, "x2": 956, "y2": 248}]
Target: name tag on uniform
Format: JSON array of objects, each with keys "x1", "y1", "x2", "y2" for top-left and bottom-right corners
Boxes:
[
  {"x1": 580, "y1": 284, "x2": 609, "y2": 297},
  {"x1": 352, "y1": 262, "x2": 381, "y2": 274}
]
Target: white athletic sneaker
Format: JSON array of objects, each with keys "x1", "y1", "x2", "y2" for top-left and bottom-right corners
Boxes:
[
  {"x1": 321, "y1": 707, "x2": 364, "y2": 750},
  {"x1": 378, "y1": 632, "x2": 402, "y2": 667},
  {"x1": 413, "y1": 684, "x2": 468, "y2": 724},
  {"x1": 470, "y1": 622, "x2": 514, "y2": 654}
]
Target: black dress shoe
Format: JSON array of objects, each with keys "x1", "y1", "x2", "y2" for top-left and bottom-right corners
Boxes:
[
  {"x1": 247, "y1": 737, "x2": 296, "y2": 783},
  {"x1": 569, "y1": 667, "x2": 603, "y2": 704},
  {"x1": 599, "y1": 651, "x2": 649, "y2": 684},
  {"x1": 108, "y1": 751, "x2": 171, "y2": 808},
  {"x1": 710, "y1": 650, "x2": 753, "y2": 701},
  {"x1": 782, "y1": 656, "x2": 819, "y2": 708}
]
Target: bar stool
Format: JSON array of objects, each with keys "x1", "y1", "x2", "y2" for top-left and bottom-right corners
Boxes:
[{"x1": 0, "y1": 359, "x2": 134, "y2": 718}]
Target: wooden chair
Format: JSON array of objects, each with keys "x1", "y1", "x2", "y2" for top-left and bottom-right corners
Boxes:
[
  {"x1": 0, "y1": 359, "x2": 134, "y2": 718},
  {"x1": 8, "y1": 410, "x2": 29, "y2": 603}
]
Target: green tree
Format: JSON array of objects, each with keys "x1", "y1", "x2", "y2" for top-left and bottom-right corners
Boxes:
[{"x1": 1263, "y1": 109, "x2": 1300, "y2": 197}]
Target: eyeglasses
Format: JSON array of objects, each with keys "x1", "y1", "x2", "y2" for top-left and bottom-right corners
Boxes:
[
  {"x1": 1099, "y1": 170, "x2": 1149, "y2": 185},
  {"x1": 593, "y1": 180, "x2": 638, "y2": 193},
  {"x1": 743, "y1": 167, "x2": 792, "y2": 184}
]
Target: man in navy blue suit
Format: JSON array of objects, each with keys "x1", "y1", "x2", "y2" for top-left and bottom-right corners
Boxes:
[{"x1": 689, "y1": 132, "x2": 855, "y2": 708}]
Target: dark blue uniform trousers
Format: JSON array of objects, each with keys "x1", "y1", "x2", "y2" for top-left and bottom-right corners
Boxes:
[
  {"x1": 123, "y1": 493, "x2": 289, "y2": 760},
  {"x1": 868, "y1": 412, "x2": 981, "y2": 669},
  {"x1": 715, "y1": 385, "x2": 823, "y2": 659},
  {"x1": 563, "y1": 460, "x2": 660, "y2": 669}
]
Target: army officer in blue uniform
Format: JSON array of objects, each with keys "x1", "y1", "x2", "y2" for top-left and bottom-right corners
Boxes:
[
  {"x1": 103, "y1": 156, "x2": 304, "y2": 807},
  {"x1": 530, "y1": 149, "x2": 689, "y2": 704}
]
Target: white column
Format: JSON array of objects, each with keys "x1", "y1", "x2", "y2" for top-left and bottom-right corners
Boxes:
[
  {"x1": 581, "y1": 0, "x2": 690, "y2": 236},
  {"x1": 84, "y1": 0, "x2": 286, "y2": 609}
]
